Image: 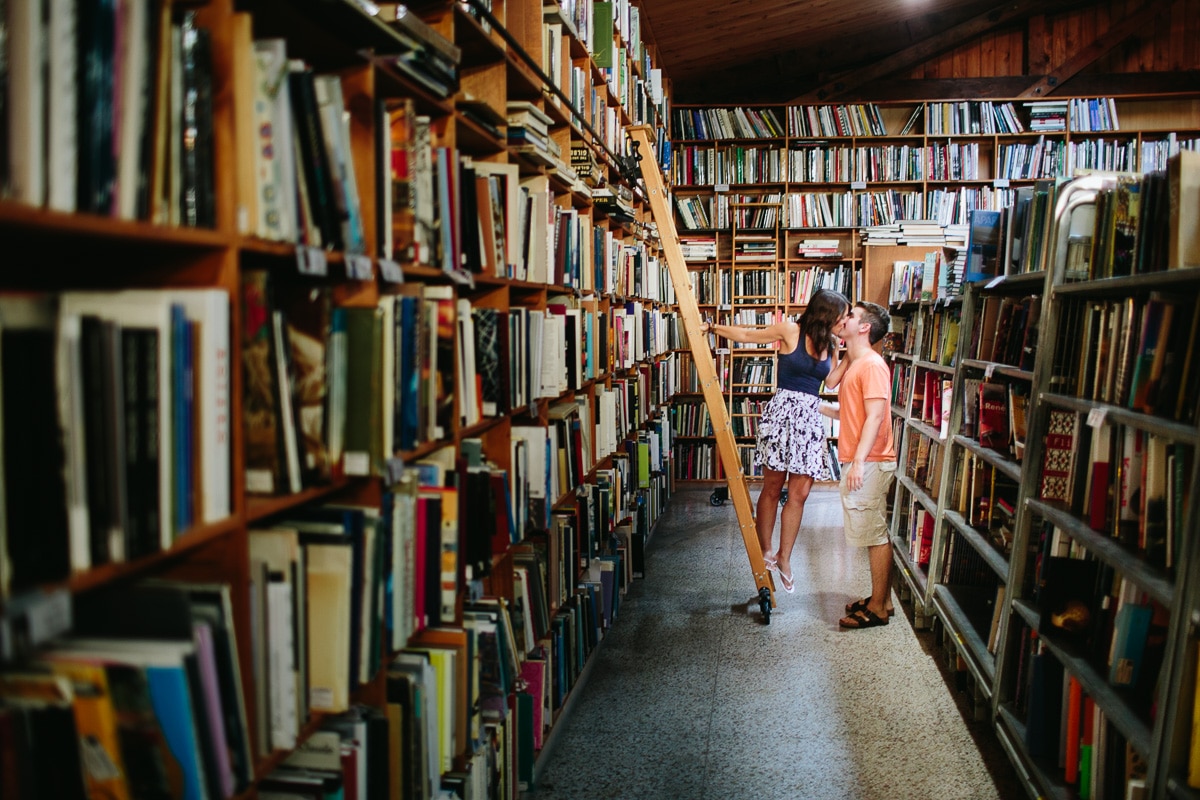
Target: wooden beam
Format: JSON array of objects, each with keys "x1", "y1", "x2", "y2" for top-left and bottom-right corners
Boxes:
[
  {"x1": 795, "y1": 0, "x2": 1060, "y2": 103},
  {"x1": 1018, "y1": 0, "x2": 1169, "y2": 97}
]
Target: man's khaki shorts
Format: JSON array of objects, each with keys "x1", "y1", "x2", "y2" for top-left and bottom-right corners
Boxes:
[{"x1": 839, "y1": 461, "x2": 897, "y2": 548}]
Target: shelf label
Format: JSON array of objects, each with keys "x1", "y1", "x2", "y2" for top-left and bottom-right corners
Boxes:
[
  {"x1": 296, "y1": 246, "x2": 329, "y2": 277},
  {"x1": 378, "y1": 258, "x2": 404, "y2": 283},
  {"x1": 850, "y1": 181, "x2": 867, "y2": 190},
  {"x1": 346, "y1": 254, "x2": 374, "y2": 280},
  {"x1": 993, "y1": 178, "x2": 1011, "y2": 188},
  {"x1": 984, "y1": 363, "x2": 997, "y2": 379},
  {"x1": 1086, "y1": 407, "x2": 1108, "y2": 428},
  {"x1": 714, "y1": 183, "x2": 730, "y2": 193},
  {"x1": 343, "y1": 451, "x2": 371, "y2": 476},
  {"x1": 985, "y1": 275, "x2": 1006, "y2": 289}
]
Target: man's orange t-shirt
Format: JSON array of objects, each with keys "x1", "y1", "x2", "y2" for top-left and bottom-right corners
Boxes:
[{"x1": 837, "y1": 352, "x2": 897, "y2": 463}]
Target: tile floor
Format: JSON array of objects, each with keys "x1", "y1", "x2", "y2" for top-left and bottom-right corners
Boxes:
[{"x1": 529, "y1": 486, "x2": 1027, "y2": 800}]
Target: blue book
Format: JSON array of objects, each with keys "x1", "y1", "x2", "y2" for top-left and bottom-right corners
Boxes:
[
  {"x1": 964, "y1": 209, "x2": 1003, "y2": 282},
  {"x1": 170, "y1": 303, "x2": 190, "y2": 534},
  {"x1": 1109, "y1": 603, "x2": 1153, "y2": 687}
]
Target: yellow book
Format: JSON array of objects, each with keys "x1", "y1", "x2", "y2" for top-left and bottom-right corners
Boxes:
[
  {"x1": 45, "y1": 659, "x2": 132, "y2": 800},
  {"x1": 1188, "y1": 640, "x2": 1200, "y2": 786}
]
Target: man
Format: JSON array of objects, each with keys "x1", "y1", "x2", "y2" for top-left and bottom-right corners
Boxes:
[{"x1": 824, "y1": 301, "x2": 897, "y2": 628}]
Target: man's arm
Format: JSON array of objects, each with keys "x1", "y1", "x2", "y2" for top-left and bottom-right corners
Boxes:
[{"x1": 845, "y1": 396, "x2": 888, "y2": 492}]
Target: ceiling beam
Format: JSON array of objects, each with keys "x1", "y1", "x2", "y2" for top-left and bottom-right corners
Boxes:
[
  {"x1": 1017, "y1": 0, "x2": 1169, "y2": 97},
  {"x1": 794, "y1": 0, "x2": 1057, "y2": 103}
]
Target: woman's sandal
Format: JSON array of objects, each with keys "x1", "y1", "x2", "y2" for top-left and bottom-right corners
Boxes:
[
  {"x1": 777, "y1": 570, "x2": 795, "y2": 594},
  {"x1": 839, "y1": 607, "x2": 889, "y2": 628},
  {"x1": 763, "y1": 551, "x2": 778, "y2": 571},
  {"x1": 844, "y1": 597, "x2": 893, "y2": 617}
]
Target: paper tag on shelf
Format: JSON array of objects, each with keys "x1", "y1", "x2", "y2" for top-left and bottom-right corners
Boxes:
[
  {"x1": 716, "y1": 348, "x2": 731, "y2": 355},
  {"x1": 984, "y1": 363, "x2": 996, "y2": 379},
  {"x1": 378, "y1": 258, "x2": 404, "y2": 283},
  {"x1": 346, "y1": 254, "x2": 374, "y2": 280},
  {"x1": 985, "y1": 275, "x2": 1006, "y2": 289},
  {"x1": 850, "y1": 181, "x2": 867, "y2": 190},
  {"x1": 993, "y1": 178, "x2": 1010, "y2": 188},
  {"x1": 296, "y1": 246, "x2": 328, "y2": 277},
  {"x1": 1086, "y1": 407, "x2": 1108, "y2": 428},
  {"x1": 715, "y1": 183, "x2": 730, "y2": 193},
  {"x1": 343, "y1": 451, "x2": 371, "y2": 476}
]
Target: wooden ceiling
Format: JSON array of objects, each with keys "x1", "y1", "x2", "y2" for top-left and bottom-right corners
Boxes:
[{"x1": 634, "y1": 0, "x2": 1190, "y2": 104}]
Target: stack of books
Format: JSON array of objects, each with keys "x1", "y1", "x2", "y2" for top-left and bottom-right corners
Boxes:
[
  {"x1": 899, "y1": 220, "x2": 946, "y2": 246},
  {"x1": 507, "y1": 102, "x2": 558, "y2": 165},
  {"x1": 796, "y1": 238, "x2": 842, "y2": 258},
  {"x1": 1024, "y1": 100, "x2": 1069, "y2": 132}
]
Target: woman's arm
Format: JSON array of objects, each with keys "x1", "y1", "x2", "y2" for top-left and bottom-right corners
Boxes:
[
  {"x1": 702, "y1": 319, "x2": 794, "y2": 346},
  {"x1": 818, "y1": 401, "x2": 840, "y2": 420},
  {"x1": 824, "y1": 344, "x2": 849, "y2": 389}
]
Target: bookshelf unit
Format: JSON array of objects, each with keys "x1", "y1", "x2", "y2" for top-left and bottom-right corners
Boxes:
[
  {"x1": 982, "y1": 165, "x2": 1200, "y2": 798},
  {"x1": 0, "y1": 0, "x2": 683, "y2": 795}
]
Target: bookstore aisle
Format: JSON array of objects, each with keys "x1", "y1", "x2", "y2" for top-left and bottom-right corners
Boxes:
[{"x1": 531, "y1": 486, "x2": 1024, "y2": 799}]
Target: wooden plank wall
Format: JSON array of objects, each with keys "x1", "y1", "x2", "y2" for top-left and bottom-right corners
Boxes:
[{"x1": 910, "y1": 0, "x2": 1200, "y2": 80}]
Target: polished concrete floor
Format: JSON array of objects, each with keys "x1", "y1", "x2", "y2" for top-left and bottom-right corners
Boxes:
[{"x1": 529, "y1": 486, "x2": 1027, "y2": 800}]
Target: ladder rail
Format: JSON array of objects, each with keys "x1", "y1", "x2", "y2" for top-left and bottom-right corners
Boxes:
[{"x1": 628, "y1": 126, "x2": 775, "y2": 606}]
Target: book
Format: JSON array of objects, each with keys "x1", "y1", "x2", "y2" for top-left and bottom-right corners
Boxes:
[{"x1": 1168, "y1": 149, "x2": 1200, "y2": 269}]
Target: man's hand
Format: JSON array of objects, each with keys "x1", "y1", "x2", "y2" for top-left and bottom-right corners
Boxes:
[{"x1": 845, "y1": 460, "x2": 865, "y2": 493}]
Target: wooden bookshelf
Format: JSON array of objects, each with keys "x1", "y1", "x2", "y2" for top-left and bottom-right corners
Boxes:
[{"x1": 0, "y1": 0, "x2": 683, "y2": 795}]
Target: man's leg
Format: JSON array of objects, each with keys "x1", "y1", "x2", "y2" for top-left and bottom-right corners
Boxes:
[{"x1": 866, "y1": 541, "x2": 891, "y2": 619}]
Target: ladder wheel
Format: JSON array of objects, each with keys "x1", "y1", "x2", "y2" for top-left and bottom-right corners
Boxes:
[
  {"x1": 759, "y1": 586, "x2": 772, "y2": 624},
  {"x1": 710, "y1": 490, "x2": 724, "y2": 506}
]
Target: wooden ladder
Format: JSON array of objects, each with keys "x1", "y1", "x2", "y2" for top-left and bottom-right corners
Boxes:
[{"x1": 627, "y1": 126, "x2": 776, "y2": 620}]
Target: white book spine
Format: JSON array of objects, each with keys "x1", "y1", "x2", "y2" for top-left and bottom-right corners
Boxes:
[
  {"x1": 8, "y1": 0, "x2": 47, "y2": 206},
  {"x1": 115, "y1": 0, "x2": 148, "y2": 219},
  {"x1": 47, "y1": 0, "x2": 79, "y2": 212}
]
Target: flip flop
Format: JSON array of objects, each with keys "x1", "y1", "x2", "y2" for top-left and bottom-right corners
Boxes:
[
  {"x1": 839, "y1": 607, "x2": 889, "y2": 628},
  {"x1": 778, "y1": 569, "x2": 795, "y2": 594},
  {"x1": 845, "y1": 597, "x2": 893, "y2": 617},
  {"x1": 763, "y1": 551, "x2": 778, "y2": 571}
]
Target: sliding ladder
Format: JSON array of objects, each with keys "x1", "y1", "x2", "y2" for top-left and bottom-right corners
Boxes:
[{"x1": 627, "y1": 126, "x2": 775, "y2": 621}]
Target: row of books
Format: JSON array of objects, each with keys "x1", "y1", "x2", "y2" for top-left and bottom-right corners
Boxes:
[
  {"x1": 0, "y1": 580, "x2": 254, "y2": 799},
  {"x1": 1039, "y1": 410, "x2": 1189, "y2": 571},
  {"x1": 0, "y1": 289, "x2": 230, "y2": 600},
  {"x1": 671, "y1": 134, "x2": 1192, "y2": 187},
  {"x1": 964, "y1": 379, "x2": 1029, "y2": 464},
  {"x1": 670, "y1": 145, "x2": 787, "y2": 186},
  {"x1": 925, "y1": 101, "x2": 1026, "y2": 136},
  {"x1": 1052, "y1": 293, "x2": 1199, "y2": 424},
  {"x1": 240, "y1": 264, "x2": 682, "y2": 498},
  {"x1": 1013, "y1": 620, "x2": 1148, "y2": 798},
  {"x1": 5, "y1": 3, "x2": 214, "y2": 226},
  {"x1": 672, "y1": 107, "x2": 786, "y2": 141},
  {"x1": 949, "y1": 450, "x2": 1019, "y2": 554},
  {"x1": 249, "y1": 39, "x2": 366, "y2": 253}
]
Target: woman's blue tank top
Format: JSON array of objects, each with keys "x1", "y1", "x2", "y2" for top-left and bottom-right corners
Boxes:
[{"x1": 776, "y1": 339, "x2": 831, "y2": 395}]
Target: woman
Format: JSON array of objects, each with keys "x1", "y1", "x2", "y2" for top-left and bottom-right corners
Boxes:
[{"x1": 702, "y1": 288, "x2": 850, "y2": 593}]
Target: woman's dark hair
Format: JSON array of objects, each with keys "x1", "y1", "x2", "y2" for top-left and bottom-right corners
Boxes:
[{"x1": 800, "y1": 288, "x2": 849, "y2": 354}]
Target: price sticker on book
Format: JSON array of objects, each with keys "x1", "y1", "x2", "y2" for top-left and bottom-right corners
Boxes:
[
  {"x1": 985, "y1": 275, "x2": 1006, "y2": 289},
  {"x1": 346, "y1": 254, "x2": 374, "y2": 280},
  {"x1": 850, "y1": 181, "x2": 867, "y2": 190},
  {"x1": 993, "y1": 178, "x2": 1010, "y2": 188},
  {"x1": 1086, "y1": 407, "x2": 1108, "y2": 428},
  {"x1": 296, "y1": 246, "x2": 328, "y2": 277},
  {"x1": 378, "y1": 258, "x2": 404, "y2": 283}
]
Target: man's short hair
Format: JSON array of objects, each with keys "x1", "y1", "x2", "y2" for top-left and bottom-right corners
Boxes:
[{"x1": 855, "y1": 302, "x2": 890, "y2": 345}]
